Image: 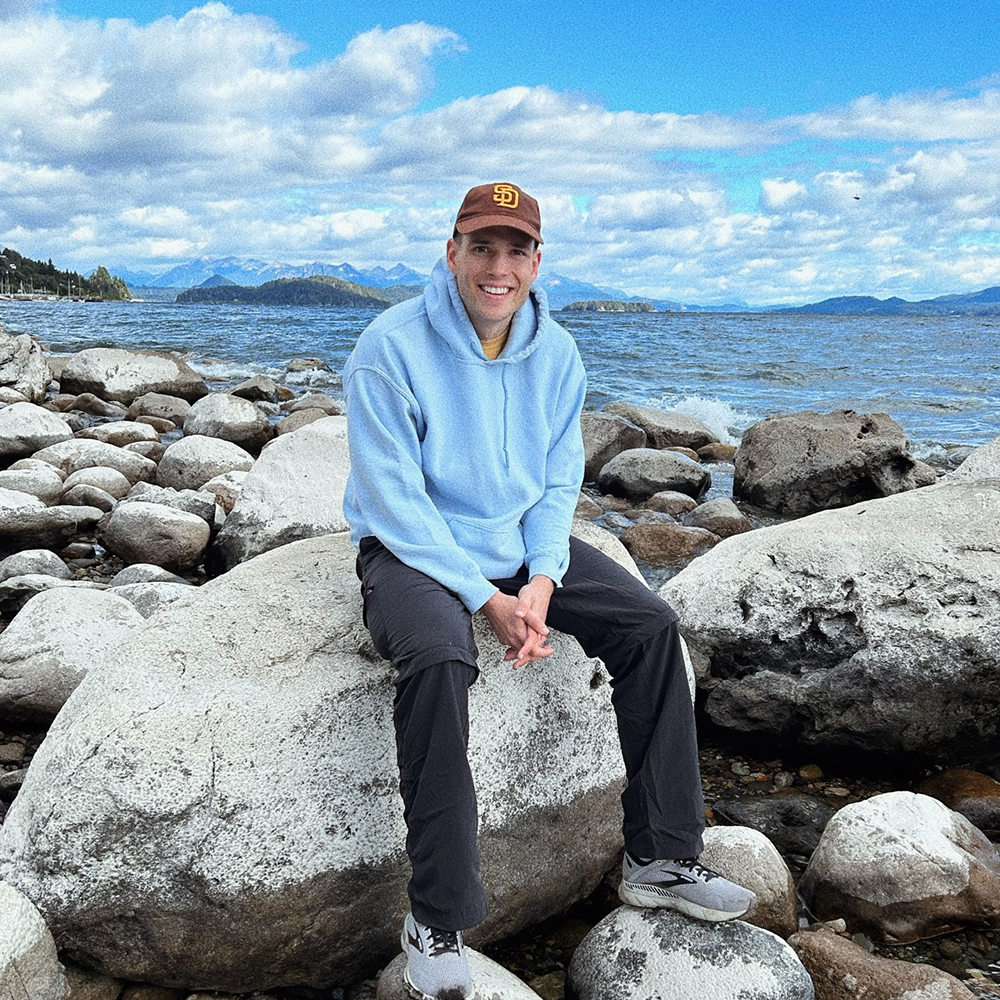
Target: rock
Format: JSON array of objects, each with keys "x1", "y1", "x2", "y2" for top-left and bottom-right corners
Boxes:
[
  {"x1": 0, "y1": 387, "x2": 29, "y2": 404},
  {"x1": 733, "y1": 410, "x2": 930, "y2": 515},
  {"x1": 110, "y1": 582, "x2": 196, "y2": 619},
  {"x1": 0, "y1": 770, "x2": 28, "y2": 803},
  {"x1": 0, "y1": 464, "x2": 65, "y2": 504},
  {"x1": 66, "y1": 393, "x2": 130, "y2": 419},
  {"x1": 62, "y1": 467, "x2": 133, "y2": 500},
  {"x1": 285, "y1": 357, "x2": 332, "y2": 374},
  {"x1": 32, "y1": 439, "x2": 157, "y2": 485},
  {"x1": 0, "y1": 575, "x2": 107, "y2": 615},
  {"x1": 109, "y1": 564, "x2": 192, "y2": 587},
  {"x1": 99, "y1": 504, "x2": 211, "y2": 571},
  {"x1": 230, "y1": 375, "x2": 280, "y2": 403},
  {"x1": 580, "y1": 412, "x2": 647, "y2": 482},
  {"x1": 8, "y1": 458, "x2": 67, "y2": 481},
  {"x1": 134, "y1": 415, "x2": 178, "y2": 434},
  {"x1": 643, "y1": 491, "x2": 698, "y2": 516},
  {"x1": 917, "y1": 769, "x2": 1000, "y2": 838},
  {"x1": 620, "y1": 523, "x2": 720, "y2": 565},
  {"x1": 62, "y1": 484, "x2": 117, "y2": 512},
  {"x1": 156, "y1": 436, "x2": 254, "y2": 491},
  {"x1": 574, "y1": 494, "x2": 603, "y2": 520},
  {"x1": 570, "y1": 518, "x2": 649, "y2": 584},
  {"x1": 948, "y1": 435, "x2": 1000, "y2": 481},
  {"x1": 0, "y1": 533, "x2": 625, "y2": 990},
  {"x1": 274, "y1": 408, "x2": 329, "y2": 435},
  {"x1": 659, "y1": 479, "x2": 1000, "y2": 763},
  {"x1": 790, "y1": 925, "x2": 976, "y2": 1000},
  {"x1": 700, "y1": 825, "x2": 798, "y2": 939},
  {"x1": 182, "y1": 393, "x2": 274, "y2": 453},
  {"x1": 0, "y1": 550, "x2": 72, "y2": 584},
  {"x1": 287, "y1": 392, "x2": 341, "y2": 413},
  {"x1": 197, "y1": 471, "x2": 247, "y2": 515},
  {"x1": 566, "y1": 907, "x2": 814, "y2": 1000},
  {"x1": 376, "y1": 950, "x2": 542, "y2": 999},
  {"x1": 698, "y1": 442, "x2": 737, "y2": 462},
  {"x1": 0, "y1": 588, "x2": 142, "y2": 722},
  {"x1": 0, "y1": 488, "x2": 45, "y2": 516},
  {"x1": 0, "y1": 505, "x2": 105, "y2": 557},
  {"x1": 0, "y1": 402, "x2": 73, "y2": 458},
  {"x1": 76, "y1": 421, "x2": 160, "y2": 447},
  {"x1": 603, "y1": 403, "x2": 717, "y2": 450},
  {"x1": 597, "y1": 448, "x2": 710, "y2": 501},
  {"x1": 120, "y1": 482, "x2": 217, "y2": 525},
  {"x1": 0, "y1": 879, "x2": 68, "y2": 1000},
  {"x1": 667, "y1": 445, "x2": 700, "y2": 461},
  {"x1": 800, "y1": 791, "x2": 1000, "y2": 943},
  {"x1": 58, "y1": 349, "x2": 209, "y2": 404},
  {"x1": 207, "y1": 417, "x2": 349, "y2": 574},
  {"x1": 712, "y1": 793, "x2": 835, "y2": 858},
  {"x1": 127, "y1": 392, "x2": 191, "y2": 426},
  {"x1": 124, "y1": 440, "x2": 167, "y2": 463},
  {"x1": 0, "y1": 327, "x2": 51, "y2": 403},
  {"x1": 682, "y1": 497, "x2": 752, "y2": 537},
  {"x1": 62, "y1": 963, "x2": 123, "y2": 1000}
]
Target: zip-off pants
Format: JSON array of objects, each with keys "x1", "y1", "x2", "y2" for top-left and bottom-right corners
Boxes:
[{"x1": 356, "y1": 535, "x2": 706, "y2": 931}]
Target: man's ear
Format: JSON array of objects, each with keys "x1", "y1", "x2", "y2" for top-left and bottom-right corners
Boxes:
[
  {"x1": 446, "y1": 238, "x2": 459, "y2": 274},
  {"x1": 531, "y1": 249, "x2": 541, "y2": 281}
]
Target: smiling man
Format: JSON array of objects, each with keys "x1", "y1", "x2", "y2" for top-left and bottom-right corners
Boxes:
[{"x1": 343, "y1": 182, "x2": 755, "y2": 1000}]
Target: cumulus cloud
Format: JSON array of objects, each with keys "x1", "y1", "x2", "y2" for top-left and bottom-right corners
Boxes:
[{"x1": 2, "y1": 5, "x2": 1000, "y2": 304}]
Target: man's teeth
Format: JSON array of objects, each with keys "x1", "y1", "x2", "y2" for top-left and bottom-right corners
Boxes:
[{"x1": 483, "y1": 286, "x2": 509, "y2": 295}]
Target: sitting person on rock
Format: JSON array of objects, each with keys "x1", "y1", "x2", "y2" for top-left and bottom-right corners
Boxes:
[{"x1": 343, "y1": 182, "x2": 756, "y2": 1000}]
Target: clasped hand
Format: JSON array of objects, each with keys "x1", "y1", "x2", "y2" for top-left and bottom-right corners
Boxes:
[{"x1": 481, "y1": 575, "x2": 555, "y2": 669}]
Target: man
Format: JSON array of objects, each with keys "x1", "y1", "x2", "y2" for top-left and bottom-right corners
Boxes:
[{"x1": 343, "y1": 183, "x2": 755, "y2": 1000}]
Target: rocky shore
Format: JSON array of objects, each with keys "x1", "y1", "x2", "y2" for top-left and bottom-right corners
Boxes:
[{"x1": 1, "y1": 323, "x2": 999, "y2": 1000}]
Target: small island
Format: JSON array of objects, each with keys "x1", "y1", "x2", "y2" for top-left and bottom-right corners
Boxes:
[
  {"x1": 176, "y1": 275, "x2": 423, "y2": 308},
  {"x1": 561, "y1": 300, "x2": 657, "y2": 312}
]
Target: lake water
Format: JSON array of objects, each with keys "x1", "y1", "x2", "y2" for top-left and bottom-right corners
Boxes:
[{"x1": 2, "y1": 299, "x2": 997, "y2": 468}]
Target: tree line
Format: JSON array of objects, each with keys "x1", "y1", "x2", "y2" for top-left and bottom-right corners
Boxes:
[{"x1": 0, "y1": 247, "x2": 132, "y2": 300}]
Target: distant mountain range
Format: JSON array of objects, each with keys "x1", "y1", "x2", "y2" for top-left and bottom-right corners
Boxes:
[{"x1": 114, "y1": 254, "x2": 1000, "y2": 315}]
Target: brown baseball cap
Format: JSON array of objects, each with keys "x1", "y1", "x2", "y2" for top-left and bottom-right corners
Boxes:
[{"x1": 454, "y1": 182, "x2": 544, "y2": 244}]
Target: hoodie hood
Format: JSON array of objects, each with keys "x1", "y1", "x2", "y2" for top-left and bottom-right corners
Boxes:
[{"x1": 423, "y1": 257, "x2": 549, "y2": 364}]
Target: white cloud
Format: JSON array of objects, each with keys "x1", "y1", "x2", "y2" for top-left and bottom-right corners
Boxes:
[{"x1": 761, "y1": 178, "x2": 806, "y2": 208}]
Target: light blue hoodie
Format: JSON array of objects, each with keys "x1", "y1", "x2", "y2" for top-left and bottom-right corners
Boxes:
[{"x1": 343, "y1": 258, "x2": 587, "y2": 612}]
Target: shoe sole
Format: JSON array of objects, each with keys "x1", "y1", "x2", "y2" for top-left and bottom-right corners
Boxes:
[{"x1": 619, "y1": 880, "x2": 750, "y2": 921}]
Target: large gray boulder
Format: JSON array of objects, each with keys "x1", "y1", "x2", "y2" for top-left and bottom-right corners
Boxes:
[
  {"x1": 603, "y1": 403, "x2": 717, "y2": 450},
  {"x1": 580, "y1": 411, "x2": 646, "y2": 481},
  {"x1": 597, "y1": 448, "x2": 710, "y2": 501},
  {"x1": 799, "y1": 791, "x2": 1000, "y2": 944},
  {"x1": 567, "y1": 907, "x2": 814, "y2": 1000},
  {"x1": 0, "y1": 879, "x2": 68, "y2": 1000},
  {"x1": 0, "y1": 532, "x2": 625, "y2": 991},
  {"x1": 733, "y1": 409, "x2": 936, "y2": 514},
  {"x1": 99, "y1": 503, "x2": 211, "y2": 570},
  {"x1": 58, "y1": 348, "x2": 208, "y2": 404},
  {"x1": 0, "y1": 403, "x2": 73, "y2": 458},
  {"x1": 157, "y1": 435, "x2": 254, "y2": 491},
  {"x1": 182, "y1": 393, "x2": 274, "y2": 453},
  {"x1": 660, "y1": 479, "x2": 1000, "y2": 764},
  {"x1": 0, "y1": 328, "x2": 51, "y2": 404},
  {"x1": 0, "y1": 588, "x2": 143, "y2": 722},
  {"x1": 948, "y1": 434, "x2": 1000, "y2": 481},
  {"x1": 207, "y1": 417, "x2": 349, "y2": 574}
]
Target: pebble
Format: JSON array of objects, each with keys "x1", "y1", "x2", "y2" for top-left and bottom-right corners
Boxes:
[{"x1": 798, "y1": 763, "x2": 824, "y2": 781}]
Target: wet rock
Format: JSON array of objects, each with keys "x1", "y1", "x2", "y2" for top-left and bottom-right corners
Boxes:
[
  {"x1": 156, "y1": 436, "x2": 254, "y2": 491},
  {"x1": 800, "y1": 791, "x2": 1000, "y2": 943},
  {"x1": 790, "y1": 925, "x2": 976, "y2": 1000},
  {"x1": 603, "y1": 402, "x2": 717, "y2": 450},
  {"x1": 59, "y1": 348, "x2": 209, "y2": 404},
  {"x1": 712, "y1": 792, "x2": 835, "y2": 857},
  {"x1": 733, "y1": 409, "x2": 932, "y2": 515},
  {"x1": 567, "y1": 906, "x2": 814, "y2": 1000},
  {"x1": 580, "y1": 411, "x2": 646, "y2": 482},
  {"x1": 597, "y1": 448, "x2": 711, "y2": 501},
  {"x1": 698, "y1": 442, "x2": 737, "y2": 462},
  {"x1": 918, "y1": 769, "x2": 1000, "y2": 837},
  {"x1": 620, "y1": 522, "x2": 720, "y2": 565},
  {"x1": 682, "y1": 497, "x2": 752, "y2": 538}
]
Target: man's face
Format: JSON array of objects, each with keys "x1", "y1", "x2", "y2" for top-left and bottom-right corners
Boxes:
[{"x1": 446, "y1": 226, "x2": 541, "y2": 341}]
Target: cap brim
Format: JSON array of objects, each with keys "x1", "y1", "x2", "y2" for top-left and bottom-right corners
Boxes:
[{"x1": 454, "y1": 214, "x2": 543, "y2": 244}]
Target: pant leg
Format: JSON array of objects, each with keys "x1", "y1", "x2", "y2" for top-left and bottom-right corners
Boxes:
[
  {"x1": 356, "y1": 538, "x2": 489, "y2": 931},
  {"x1": 493, "y1": 537, "x2": 705, "y2": 860}
]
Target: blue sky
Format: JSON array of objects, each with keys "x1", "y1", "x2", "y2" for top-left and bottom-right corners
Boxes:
[{"x1": 2, "y1": 0, "x2": 999, "y2": 304}]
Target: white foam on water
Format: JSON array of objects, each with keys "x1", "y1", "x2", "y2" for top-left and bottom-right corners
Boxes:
[{"x1": 643, "y1": 393, "x2": 758, "y2": 445}]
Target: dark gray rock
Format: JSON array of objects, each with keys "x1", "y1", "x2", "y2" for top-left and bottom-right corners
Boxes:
[
  {"x1": 580, "y1": 412, "x2": 646, "y2": 481},
  {"x1": 712, "y1": 792, "x2": 835, "y2": 857}
]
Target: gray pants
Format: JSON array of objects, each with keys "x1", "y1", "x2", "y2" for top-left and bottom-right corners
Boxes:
[{"x1": 356, "y1": 535, "x2": 705, "y2": 931}]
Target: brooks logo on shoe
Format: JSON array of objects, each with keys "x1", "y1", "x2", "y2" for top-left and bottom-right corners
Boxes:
[{"x1": 407, "y1": 929, "x2": 425, "y2": 954}]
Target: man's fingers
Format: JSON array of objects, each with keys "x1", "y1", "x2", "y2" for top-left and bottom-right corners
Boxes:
[{"x1": 514, "y1": 606, "x2": 549, "y2": 634}]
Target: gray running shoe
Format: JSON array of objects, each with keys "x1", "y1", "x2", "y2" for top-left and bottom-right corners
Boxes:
[
  {"x1": 619, "y1": 851, "x2": 757, "y2": 921},
  {"x1": 400, "y1": 912, "x2": 473, "y2": 1000}
]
